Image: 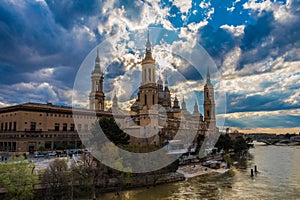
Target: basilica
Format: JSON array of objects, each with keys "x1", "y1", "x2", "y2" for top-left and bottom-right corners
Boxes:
[
  {"x1": 89, "y1": 32, "x2": 218, "y2": 146},
  {"x1": 0, "y1": 33, "x2": 218, "y2": 154}
]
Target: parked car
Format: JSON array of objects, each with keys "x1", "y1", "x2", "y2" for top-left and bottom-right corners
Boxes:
[
  {"x1": 48, "y1": 151, "x2": 57, "y2": 157},
  {"x1": 59, "y1": 153, "x2": 67, "y2": 157},
  {"x1": 34, "y1": 153, "x2": 45, "y2": 158}
]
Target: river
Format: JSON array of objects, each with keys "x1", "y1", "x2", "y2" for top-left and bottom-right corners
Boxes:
[{"x1": 99, "y1": 143, "x2": 300, "y2": 200}]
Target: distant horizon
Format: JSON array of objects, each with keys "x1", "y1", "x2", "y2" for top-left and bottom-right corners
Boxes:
[{"x1": 1, "y1": 100, "x2": 298, "y2": 135}]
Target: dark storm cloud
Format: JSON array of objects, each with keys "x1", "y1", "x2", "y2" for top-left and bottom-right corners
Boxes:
[
  {"x1": 237, "y1": 5, "x2": 300, "y2": 70},
  {"x1": 0, "y1": 0, "x2": 103, "y2": 88},
  {"x1": 199, "y1": 25, "x2": 236, "y2": 67},
  {"x1": 225, "y1": 114, "x2": 300, "y2": 129},
  {"x1": 45, "y1": 0, "x2": 102, "y2": 29},
  {"x1": 0, "y1": 1, "x2": 63, "y2": 68},
  {"x1": 226, "y1": 91, "x2": 299, "y2": 114},
  {"x1": 105, "y1": 60, "x2": 126, "y2": 79}
]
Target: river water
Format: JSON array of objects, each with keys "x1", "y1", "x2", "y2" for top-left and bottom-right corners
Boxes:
[{"x1": 99, "y1": 143, "x2": 300, "y2": 200}]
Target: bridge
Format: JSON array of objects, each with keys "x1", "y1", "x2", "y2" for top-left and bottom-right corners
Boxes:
[{"x1": 257, "y1": 139, "x2": 279, "y2": 145}]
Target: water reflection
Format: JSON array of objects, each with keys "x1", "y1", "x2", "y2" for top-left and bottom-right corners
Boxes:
[{"x1": 99, "y1": 143, "x2": 300, "y2": 199}]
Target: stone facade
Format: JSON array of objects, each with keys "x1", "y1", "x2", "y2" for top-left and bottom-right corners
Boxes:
[{"x1": 0, "y1": 103, "x2": 111, "y2": 154}]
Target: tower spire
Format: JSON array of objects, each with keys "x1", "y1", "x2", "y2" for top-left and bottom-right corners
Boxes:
[
  {"x1": 93, "y1": 47, "x2": 101, "y2": 74},
  {"x1": 143, "y1": 29, "x2": 154, "y2": 61},
  {"x1": 112, "y1": 90, "x2": 118, "y2": 108},
  {"x1": 206, "y1": 66, "x2": 211, "y2": 85},
  {"x1": 89, "y1": 47, "x2": 105, "y2": 111},
  {"x1": 157, "y1": 71, "x2": 163, "y2": 85},
  {"x1": 193, "y1": 99, "x2": 199, "y2": 114},
  {"x1": 181, "y1": 95, "x2": 186, "y2": 110},
  {"x1": 146, "y1": 29, "x2": 151, "y2": 50}
]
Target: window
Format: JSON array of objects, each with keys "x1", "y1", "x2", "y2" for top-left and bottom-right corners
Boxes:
[
  {"x1": 45, "y1": 141, "x2": 51, "y2": 149},
  {"x1": 13, "y1": 122, "x2": 16, "y2": 131},
  {"x1": 207, "y1": 110, "x2": 210, "y2": 117},
  {"x1": 148, "y1": 68, "x2": 151, "y2": 81},
  {"x1": 70, "y1": 123, "x2": 75, "y2": 131},
  {"x1": 54, "y1": 123, "x2": 60, "y2": 131},
  {"x1": 1, "y1": 123, "x2": 3, "y2": 131},
  {"x1": 145, "y1": 94, "x2": 147, "y2": 105},
  {"x1": 9, "y1": 122, "x2": 12, "y2": 131},
  {"x1": 84, "y1": 124, "x2": 88, "y2": 131},
  {"x1": 207, "y1": 92, "x2": 209, "y2": 97},
  {"x1": 152, "y1": 94, "x2": 155, "y2": 105},
  {"x1": 5, "y1": 122, "x2": 8, "y2": 131},
  {"x1": 30, "y1": 122, "x2": 36, "y2": 131},
  {"x1": 63, "y1": 123, "x2": 67, "y2": 131},
  {"x1": 77, "y1": 124, "x2": 82, "y2": 131}
]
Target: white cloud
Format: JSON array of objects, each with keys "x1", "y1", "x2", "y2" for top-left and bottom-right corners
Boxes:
[
  {"x1": 243, "y1": 0, "x2": 294, "y2": 23},
  {"x1": 221, "y1": 47, "x2": 242, "y2": 76},
  {"x1": 227, "y1": 0, "x2": 241, "y2": 12},
  {"x1": 284, "y1": 91, "x2": 300, "y2": 105},
  {"x1": 172, "y1": 0, "x2": 192, "y2": 13},
  {"x1": 199, "y1": 1, "x2": 210, "y2": 9},
  {"x1": 219, "y1": 108, "x2": 300, "y2": 119},
  {"x1": 220, "y1": 24, "x2": 245, "y2": 37},
  {"x1": 25, "y1": 67, "x2": 55, "y2": 80}
]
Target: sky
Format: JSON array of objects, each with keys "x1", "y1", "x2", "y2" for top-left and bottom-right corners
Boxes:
[{"x1": 0, "y1": 0, "x2": 299, "y2": 134}]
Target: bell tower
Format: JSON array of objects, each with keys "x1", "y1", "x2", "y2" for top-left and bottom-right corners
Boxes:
[
  {"x1": 139, "y1": 31, "x2": 158, "y2": 109},
  {"x1": 89, "y1": 49, "x2": 105, "y2": 111},
  {"x1": 204, "y1": 67, "x2": 216, "y2": 128},
  {"x1": 138, "y1": 30, "x2": 159, "y2": 126}
]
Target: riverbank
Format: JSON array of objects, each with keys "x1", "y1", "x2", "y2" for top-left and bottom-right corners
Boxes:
[{"x1": 177, "y1": 162, "x2": 230, "y2": 178}]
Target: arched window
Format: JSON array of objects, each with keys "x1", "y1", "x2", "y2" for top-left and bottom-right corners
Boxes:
[
  {"x1": 207, "y1": 110, "x2": 210, "y2": 117},
  {"x1": 148, "y1": 68, "x2": 151, "y2": 81},
  {"x1": 145, "y1": 94, "x2": 147, "y2": 105}
]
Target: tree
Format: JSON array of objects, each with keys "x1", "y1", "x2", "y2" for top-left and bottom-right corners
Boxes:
[
  {"x1": 72, "y1": 153, "x2": 108, "y2": 200},
  {"x1": 41, "y1": 159, "x2": 71, "y2": 200},
  {"x1": 0, "y1": 158, "x2": 38, "y2": 200},
  {"x1": 91, "y1": 117, "x2": 130, "y2": 146},
  {"x1": 226, "y1": 128, "x2": 230, "y2": 134},
  {"x1": 232, "y1": 136, "x2": 248, "y2": 153},
  {"x1": 215, "y1": 134, "x2": 232, "y2": 152}
]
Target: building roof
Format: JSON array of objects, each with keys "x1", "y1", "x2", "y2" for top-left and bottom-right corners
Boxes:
[{"x1": 0, "y1": 102, "x2": 112, "y2": 116}]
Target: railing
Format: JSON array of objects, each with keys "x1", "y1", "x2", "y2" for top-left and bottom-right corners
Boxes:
[
  {"x1": 25, "y1": 129, "x2": 43, "y2": 132},
  {"x1": 0, "y1": 129, "x2": 17, "y2": 133}
]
